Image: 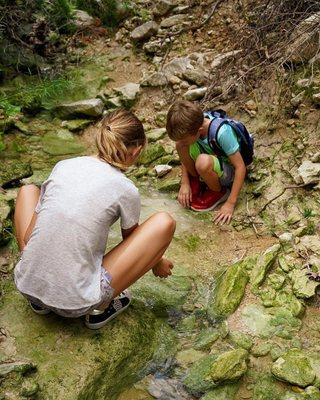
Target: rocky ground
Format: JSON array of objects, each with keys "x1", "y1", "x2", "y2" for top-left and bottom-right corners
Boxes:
[{"x1": 1, "y1": 1, "x2": 320, "y2": 399}]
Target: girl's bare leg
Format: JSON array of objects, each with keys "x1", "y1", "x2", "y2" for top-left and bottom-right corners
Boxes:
[
  {"x1": 14, "y1": 185, "x2": 40, "y2": 251},
  {"x1": 102, "y1": 212, "x2": 176, "y2": 297}
]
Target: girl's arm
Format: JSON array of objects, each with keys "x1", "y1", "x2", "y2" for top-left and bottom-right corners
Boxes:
[
  {"x1": 24, "y1": 212, "x2": 38, "y2": 245},
  {"x1": 214, "y1": 151, "x2": 246, "y2": 225}
]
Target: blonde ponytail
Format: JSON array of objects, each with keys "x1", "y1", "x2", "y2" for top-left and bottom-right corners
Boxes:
[{"x1": 94, "y1": 109, "x2": 146, "y2": 170}]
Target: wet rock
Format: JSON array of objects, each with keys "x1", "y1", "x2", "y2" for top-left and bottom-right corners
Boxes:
[
  {"x1": 160, "y1": 14, "x2": 186, "y2": 28},
  {"x1": 207, "y1": 259, "x2": 249, "y2": 319},
  {"x1": 228, "y1": 331, "x2": 253, "y2": 351},
  {"x1": 285, "y1": 12, "x2": 320, "y2": 64},
  {"x1": 146, "y1": 127, "x2": 166, "y2": 142},
  {"x1": 148, "y1": 377, "x2": 192, "y2": 399},
  {"x1": 113, "y1": 83, "x2": 141, "y2": 108},
  {"x1": 210, "y1": 349, "x2": 248, "y2": 384},
  {"x1": 153, "y1": 0, "x2": 177, "y2": 17},
  {"x1": 55, "y1": 98, "x2": 104, "y2": 118},
  {"x1": 0, "y1": 361, "x2": 36, "y2": 377},
  {"x1": 290, "y1": 268, "x2": 320, "y2": 298},
  {"x1": 194, "y1": 328, "x2": 220, "y2": 351},
  {"x1": 131, "y1": 269, "x2": 192, "y2": 313},
  {"x1": 157, "y1": 177, "x2": 180, "y2": 192},
  {"x1": 74, "y1": 9, "x2": 95, "y2": 28},
  {"x1": 182, "y1": 69, "x2": 208, "y2": 86},
  {"x1": 184, "y1": 355, "x2": 218, "y2": 394},
  {"x1": 61, "y1": 119, "x2": 91, "y2": 132},
  {"x1": 138, "y1": 144, "x2": 166, "y2": 165},
  {"x1": 131, "y1": 21, "x2": 159, "y2": 42},
  {"x1": 20, "y1": 380, "x2": 39, "y2": 397},
  {"x1": 183, "y1": 87, "x2": 208, "y2": 101},
  {"x1": 42, "y1": 133, "x2": 85, "y2": 156},
  {"x1": 211, "y1": 50, "x2": 242, "y2": 70},
  {"x1": 200, "y1": 384, "x2": 239, "y2": 400},
  {"x1": 154, "y1": 164, "x2": 172, "y2": 177},
  {"x1": 0, "y1": 161, "x2": 32, "y2": 188},
  {"x1": 176, "y1": 349, "x2": 206, "y2": 368},
  {"x1": 272, "y1": 349, "x2": 315, "y2": 387},
  {"x1": 297, "y1": 161, "x2": 320, "y2": 184},
  {"x1": 241, "y1": 304, "x2": 301, "y2": 338},
  {"x1": 250, "y1": 244, "x2": 280, "y2": 289}
]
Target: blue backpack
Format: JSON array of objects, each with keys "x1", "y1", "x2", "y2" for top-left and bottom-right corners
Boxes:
[{"x1": 204, "y1": 109, "x2": 254, "y2": 166}]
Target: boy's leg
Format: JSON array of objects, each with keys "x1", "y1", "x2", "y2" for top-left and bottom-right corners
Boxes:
[
  {"x1": 14, "y1": 185, "x2": 40, "y2": 251},
  {"x1": 102, "y1": 212, "x2": 176, "y2": 297},
  {"x1": 195, "y1": 154, "x2": 222, "y2": 192}
]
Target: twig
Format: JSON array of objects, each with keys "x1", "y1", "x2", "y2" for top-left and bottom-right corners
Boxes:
[
  {"x1": 256, "y1": 183, "x2": 311, "y2": 215},
  {"x1": 246, "y1": 196, "x2": 260, "y2": 237}
]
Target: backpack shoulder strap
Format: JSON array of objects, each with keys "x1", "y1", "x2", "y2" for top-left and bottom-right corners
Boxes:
[{"x1": 208, "y1": 117, "x2": 228, "y2": 150}]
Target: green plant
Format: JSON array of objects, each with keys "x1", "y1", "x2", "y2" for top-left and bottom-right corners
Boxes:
[
  {"x1": 0, "y1": 100, "x2": 21, "y2": 117},
  {"x1": 0, "y1": 131, "x2": 5, "y2": 152},
  {"x1": 303, "y1": 207, "x2": 314, "y2": 218}
]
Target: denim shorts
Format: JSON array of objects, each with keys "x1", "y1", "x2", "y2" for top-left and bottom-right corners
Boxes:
[
  {"x1": 22, "y1": 267, "x2": 115, "y2": 318},
  {"x1": 219, "y1": 160, "x2": 235, "y2": 187}
]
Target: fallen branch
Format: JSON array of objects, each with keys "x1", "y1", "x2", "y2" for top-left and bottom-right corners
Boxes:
[{"x1": 256, "y1": 183, "x2": 311, "y2": 215}]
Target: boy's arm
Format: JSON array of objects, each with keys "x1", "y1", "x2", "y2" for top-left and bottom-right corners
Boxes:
[
  {"x1": 214, "y1": 151, "x2": 246, "y2": 225},
  {"x1": 176, "y1": 143, "x2": 197, "y2": 208}
]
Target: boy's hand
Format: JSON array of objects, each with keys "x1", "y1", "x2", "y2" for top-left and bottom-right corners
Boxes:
[
  {"x1": 152, "y1": 258, "x2": 174, "y2": 278},
  {"x1": 213, "y1": 202, "x2": 235, "y2": 225},
  {"x1": 178, "y1": 183, "x2": 192, "y2": 208}
]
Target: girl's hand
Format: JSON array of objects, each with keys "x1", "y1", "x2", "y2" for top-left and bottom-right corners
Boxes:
[
  {"x1": 213, "y1": 202, "x2": 235, "y2": 225},
  {"x1": 152, "y1": 258, "x2": 174, "y2": 278},
  {"x1": 178, "y1": 183, "x2": 192, "y2": 208}
]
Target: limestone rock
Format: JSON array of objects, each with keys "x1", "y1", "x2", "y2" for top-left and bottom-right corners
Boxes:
[
  {"x1": 146, "y1": 127, "x2": 166, "y2": 142},
  {"x1": 250, "y1": 244, "x2": 280, "y2": 289},
  {"x1": 183, "y1": 87, "x2": 207, "y2": 101},
  {"x1": 297, "y1": 161, "x2": 320, "y2": 184},
  {"x1": 209, "y1": 349, "x2": 248, "y2": 384},
  {"x1": 42, "y1": 133, "x2": 85, "y2": 156},
  {"x1": 251, "y1": 343, "x2": 271, "y2": 357},
  {"x1": 113, "y1": 82, "x2": 140, "y2": 108},
  {"x1": 207, "y1": 259, "x2": 249, "y2": 319},
  {"x1": 285, "y1": 12, "x2": 320, "y2": 64},
  {"x1": 299, "y1": 235, "x2": 320, "y2": 255},
  {"x1": 290, "y1": 268, "x2": 320, "y2": 298},
  {"x1": 154, "y1": 164, "x2": 172, "y2": 177},
  {"x1": 130, "y1": 21, "x2": 159, "y2": 42},
  {"x1": 272, "y1": 349, "x2": 315, "y2": 387},
  {"x1": 153, "y1": 0, "x2": 176, "y2": 17},
  {"x1": 138, "y1": 144, "x2": 166, "y2": 165},
  {"x1": 291, "y1": 91, "x2": 305, "y2": 107},
  {"x1": 56, "y1": 98, "x2": 104, "y2": 118},
  {"x1": 313, "y1": 93, "x2": 320, "y2": 106},
  {"x1": 182, "y1": 69, "x2": 208, "y2": 86},
  {"x1": 160, "y1": 14, "x2": 186, "y2": 28},
  {"x1": 200, "y1": 384, "x2": 239, "y2": 400},
  {"x1": 211, "y1": 50, "x2": 242, "y2": 69},
  {"x1": 148, "y1": 377, "x2": 192, "y2": 399},
  {"x1": 73, "y1": 9, "x2": 95, "y2": 28}
]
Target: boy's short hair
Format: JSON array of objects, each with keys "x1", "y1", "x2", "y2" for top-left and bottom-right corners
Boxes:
[{"x1": 166, "y1": 100, "x2": 204, "y2": 141}]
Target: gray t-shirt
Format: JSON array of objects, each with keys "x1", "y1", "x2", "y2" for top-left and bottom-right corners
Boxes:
[{"x1": 14, "y1": 156, "x2": 140, "y2": 310}]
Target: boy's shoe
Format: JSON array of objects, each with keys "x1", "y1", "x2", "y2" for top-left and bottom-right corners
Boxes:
[
  {"x1": 85, "y1": 290, "x2": 132, "y2": 330},
  {"x1": 29, "y1": 301, "x2": 51, "y2": 315},
  {"x1": 191, "y1": 188, "x2": 230, "y2": 212}
]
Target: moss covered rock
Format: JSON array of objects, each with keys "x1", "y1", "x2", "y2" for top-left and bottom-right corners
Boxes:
[
  {"x1": 146, "y1": 128, "x2": 166, "y2": 142},
  {"x1": 42, "y1": 133, "x2": 85, "y2": 156},
  {"x1": 138, "y1": 144, "x2": 166, "y2": 165},
  {"x1": 250, "y1": 244, "x2": 280, "y2": 289},
  {"x1": 184, "y1": 355, "x2": 218, "y2": 394},
  {"x1": 290, "y1": 269, "x2": 320, "y2": 299},
  {"x1": 194, "y1": 328, "x2": 220, "y2": 351},
  {"x1": 272, "y1": 349, "x2": 315, "y2": 388},
  {"x1": 252, "y1": 375, "x2": 283, "y2": 400},
  {"x1": 228, "y1": 331, "x2": 253, "y2": 350},
  {"x1": 0, "y1": 161, "x2": 32, "y2": 188},
  {"x1": 200, "y1": 383, "x2": 239, "y2": 400},
  {"x1": 207, "y1": 260, "x2": 249, "y2": 319},
  {"x1": 209, "y1": 349, "x2": 248, "y2": 384},
  {"x1": 157, "y1": 177, "x2": 180, "y2": 192}
]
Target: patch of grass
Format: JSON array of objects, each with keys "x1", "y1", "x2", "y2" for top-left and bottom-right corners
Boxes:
[
  {"x1": 303, "y1": 207, "x2": 315, "y2": 218},
  {"x1": 183, "y1": 234, "x2": 201, "y2": 252}
]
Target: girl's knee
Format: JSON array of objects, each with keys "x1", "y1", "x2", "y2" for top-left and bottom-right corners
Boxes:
[
  {"x1": 152, "y1": 212, "x2": 176, "y2": 236},
  {"x1": 195, "y1": 154, "x2": 214, "y2": 175}
]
